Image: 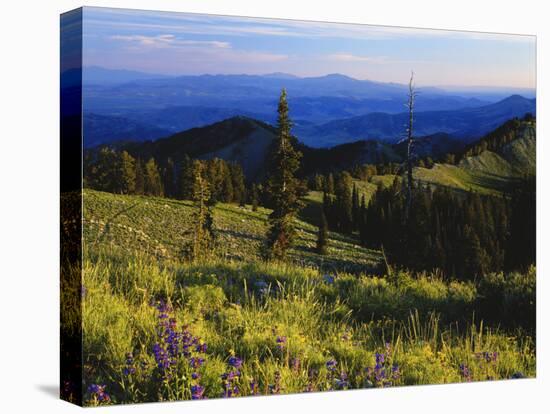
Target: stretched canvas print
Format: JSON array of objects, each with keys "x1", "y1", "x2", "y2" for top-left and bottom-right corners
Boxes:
[{"x1": 60, "y1": 6, "x2": 536, "y2": 406}]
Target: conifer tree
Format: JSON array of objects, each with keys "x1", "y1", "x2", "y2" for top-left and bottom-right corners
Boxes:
[
  {"x1": 163, "y1": 158, "x2": 176, "y2": 198},
  {"x1": 264, "y1": 88, "x2": 303, "y2": 260},
  {"x1": 135, "y1": 158, "x2": 145, "y2": 195},
  {"x1": 230, "y1": 163, "x2": 246, "y2": 206},
  {"x1": 251, "y1": 183, "x2": 259, "y2": 212},
  {"x1": 186, "y1": 160, "x2": 215, "y2": 261},
  {"x1": 316, "y1": 209, "x2": 329, "y2": 255},
  {"x1": 120, "y1": 151, "x2": 136, "y2": 194},
  {"x1": 144, "y1": 158, "x2": 163, "y2": 197},
  {"x1": 335, "y1": 171, "x2": 354, "y2": 234},
  {"x1": 179, "y1": 155, "x2": 194, "y2": 200}
]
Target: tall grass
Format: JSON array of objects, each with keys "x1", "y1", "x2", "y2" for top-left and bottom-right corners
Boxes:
[{"x1": 80, "y1": 247, "x2": 535, "y2": 405}]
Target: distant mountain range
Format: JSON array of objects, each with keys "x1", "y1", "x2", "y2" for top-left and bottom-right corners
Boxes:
[
  {"x1": 70, "y1": 67, "x2": 536, "y2": 149},
  {"x1": 102, "y1": 114, "x2": 534, "y2": 183},
  {"x1": 299, "y1": 94, "x2": 536, "y2": 147},
  {"x1": 82, "y1": 94, "x2": 535, "y2": 149}
]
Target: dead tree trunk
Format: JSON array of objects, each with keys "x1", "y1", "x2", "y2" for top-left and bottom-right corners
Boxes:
[{"x1": 405, "y1": 71, "x2": 416, "y2": 220}]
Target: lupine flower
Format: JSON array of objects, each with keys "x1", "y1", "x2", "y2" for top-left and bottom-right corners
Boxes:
[
  {"x1": 196, "y1": 343, "x2": 208, "y2": 353},
  {"x1": 391, "y1": 363, "x2": 400, "y2": 380},
  {"x1": 276, "y1": 336, "x2": 287, "y2": 351},
  {"x1": 189, "y1": 357, "x2": 205, "y2": 369},
  {"x1": 291, "y1": 357, "x2": 301, "y2": 371},
  {"x1": 228, "y1": 356, "x2": 243, "y2": 369},
  {"x1": 323, "y1": 274, "x2": 335, "y2": 284},
  {"x1": 222, "y1": 356, "x2": 243, "y2": 398},
  {"x1": 326, "y1": 359, "x2": 337, "y2": 371},
  {"x1": 269, "y1": 371, "x2": 281, "y2": 394},
  {"x1": 191, "y1": 385, "x2": 205, "y2": 400},
  {"x1": 87, "y1": 384, "x2": 110, "y2": 403},
  {"x1": 123, "y1": 352, "x2": 136, "y2": 376},
  {"x1": 459, "y1": 364, "x2": 472, "y2": 381},
  {"x1": 305, "y1": 368, "x2": 318, "y2": 392},
  {"x1": 335, "y1": 371, "x2": 349, "y2": 389},
  {"x1": 375, "y1": 352, "x2": 385, "y2": 366}
]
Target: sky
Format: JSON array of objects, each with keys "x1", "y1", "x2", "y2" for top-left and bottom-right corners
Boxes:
[{"x1": 81, "y1": 6, "x2": 536, "y2": 89}]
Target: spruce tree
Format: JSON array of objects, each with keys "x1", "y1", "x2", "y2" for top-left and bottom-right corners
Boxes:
[
  {"x1": 120, "y1": 151, "x2": 136, "y2": 194},
  {"x1": 179, "y1": 155, "x2": 194, "y2": 200},
  {"x1": 163, "y1": 158, "x2": 176, "y2": 198},
  {"x1": 144, "y1": 158, "x2": 163, "y2": 197},
  {"x1": 251, "y1": 183, "x2": 259, "y2": 212},
  {"x1": 230, "y1": 163, "x2": 246, "y2": 206},
  {"x1": 186, "y1": 160, "x2": 215, "y2": 261},
  {"x1": 135, "y1": 158, "x2": 145, "y2": 195},
  {"x1": 316, "y1": 209, "x2": 329, "y2": 255},
  {"x1": 335, "y1": 172, "x2": 354, "y2": 234},
  {"x1": 264, "y1": 88, "x2": 303, "y2": 260}
]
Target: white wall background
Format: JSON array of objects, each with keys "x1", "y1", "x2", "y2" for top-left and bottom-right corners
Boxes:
[{"x1": 0, "y1": 0, "x2": 547, "y2": 412}]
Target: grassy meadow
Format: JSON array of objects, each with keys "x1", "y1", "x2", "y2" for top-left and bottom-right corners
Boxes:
[{"x1": 76, "y1": 189, "x2": 536, "y2": 406}]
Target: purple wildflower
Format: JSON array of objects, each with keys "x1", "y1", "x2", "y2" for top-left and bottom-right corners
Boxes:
[
  {"x1": 189, "y1": 357, "x2": 205, "y2": 369},
  {"x1": 191, "y1": 385, "x2": 205, "y2": 400},
  {"x1": 326, "y1": 359, "x2": 337, "y2": 371},
  {"x1": 228, "y1": 356, "x2": 243, "y2": 369},
  {"x1": 276, "y1": 336, "x2": 287, "y2": 351},
  {"x1": 460, "y1": 364, "x2": 472, "y2": 381},
  {"x1": 335, "y1": 371, "x2": 349, "y2": 389},
  {"x1": 123, "y1": 352, "x2": 136, "y2": 376},
  {"x1": 269, "y1": 371, "x2": 282, "y2": 394},
  {"x1": 87, "y1": 384, "x2": 110, "y2": 403}
]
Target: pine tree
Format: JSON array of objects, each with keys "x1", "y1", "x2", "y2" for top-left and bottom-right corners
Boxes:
[
  {"x1": 163, "y1": 158, "x2": 176, "y2": 198},
  {"x1": 144, "y1": 158, "x2": 163, "y2": 196},
  {"x1": 335, "y1": 171, "x2": 354, "y2": 234},
  {"x1": 221, "y1": 163, "x2": 234, "y2": 203},
  {"x1": 230, "y1": 163, "x2": 246, "y2": 206},
  {"x1": 185, "y1": 160, "x2": 215, "y2": 261},
  {"x1": 251, "y1": 183, "x2": 259, "y2": 212},
  {"x1": 120, "y1": 151, "x2": 136, "y2": 194},
  {"x1": 135, "y1": 158, "x2": 145, "y2": 195},
  {"x1": 179, "y1": 155, "x2": 194, "y2": 200},
  {"x1": 264, "y1": 89, "x2": 303, "y2": 260},
  {"x1": 316, "y1": 209, "x2": 329, "y2": 255}
]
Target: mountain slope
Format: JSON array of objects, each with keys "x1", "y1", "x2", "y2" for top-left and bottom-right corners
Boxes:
[
  {"x1": 415, "y1": 120, "x2": 536, "y2": 194},
  {"x1": 114, "y1": 116, "x2": 402, "y2": 180},
  {"x1": 302, "y1": 95, "x2": 536, "y2": 147},
  {"x1": 83, "y1": 189, "x2": 382, "y2": 272}
]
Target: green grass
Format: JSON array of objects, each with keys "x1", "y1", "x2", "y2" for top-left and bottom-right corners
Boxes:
[
  {"x1": 84, "y1": 189, "x2": 382, "y2": 274},
  {"x1": 77, "y1": 189, "x2": 535, "y2": 406},
  {"x1": 415, "y1": 125, "x2": 535, "y2": 195},
  {"x1": 79, "y1": 247, "x2": 535, "y2": 405}
]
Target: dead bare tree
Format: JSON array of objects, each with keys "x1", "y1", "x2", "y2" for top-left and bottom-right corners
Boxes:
[{"x1": 405, "y1": 71, "x2": 417, "y2": 220}]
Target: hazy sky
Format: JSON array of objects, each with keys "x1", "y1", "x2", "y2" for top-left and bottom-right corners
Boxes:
[{"x1": 82, "y1": 7, "x2": 536, "y2": 88}]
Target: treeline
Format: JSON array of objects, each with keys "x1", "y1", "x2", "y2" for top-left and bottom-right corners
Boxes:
[
  {"x1": 84, "y1": 148, "x2": 249, "y2": 205},
  {"x1": 357, "y1": 178, "x2": 535, "y2": 280},
  {"x1": 455, "y1": 114, "x2": 535, "y2": 163},
  {"x1": 308, "y1": 163, "x2": 401, "y2": 191}
]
